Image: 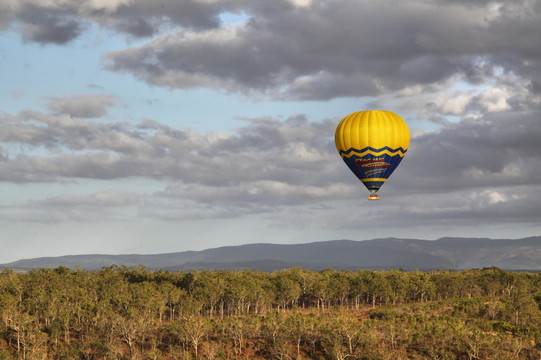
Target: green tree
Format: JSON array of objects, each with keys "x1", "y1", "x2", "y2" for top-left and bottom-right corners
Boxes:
[
  {"x1": 386, "y1": 270, "x2": 410, "y2": 304},
  {"x1": 285, "y1": 312, "x2": 313, "y2": 359},
  {"x1": 285, "y1": 267, "x2": 319, "y2": 309},
  {"x1": 273, "y1": 272, "x2": 302, "y2": 311},
  {"x1": 328, "y1": 271, "x2": 351, "y2": 307},
  {"x1": 174, "y1": 314, "x2": 211, "y2": 358},
  {"x1": 408, "y1": 271, "x2": 436, "y2": 303},
  {"x1": 363, "y1": 271, "x2": 392, "y2": 307},
  {"x1": 313, "y1": 270, "x2": 332, "y2": 311},
  {"x1": 193, "y1": 270, "x2": 226, "y2": 318}
]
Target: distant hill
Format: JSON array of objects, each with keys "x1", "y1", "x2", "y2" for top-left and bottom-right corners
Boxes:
[{"x1": 2, "y1": 236, "x2": 541, "y2": 271}]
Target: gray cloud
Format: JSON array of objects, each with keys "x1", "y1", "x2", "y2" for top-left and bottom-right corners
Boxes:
[
  {"x1": 108, "y1": 0, "x2": 228, "y2": 35},
  {"x1": 1, "y1": 101, "x2": 540, "y2": 226},
  {"x1": 3, "y1": 0, "x2": 246, "y2": 43},
  {"x1": 101, "y1": 0, "x2": 541, "y2": 100},
  {"x1": 0, "y1": 109, "x2": 337, "y2": 185},
  {"x1": 312, "y1": 184, "x2": 541, "y2": 233},
  {"x1": 1, "y1": 0, "x2": 540, "y2": 231},
  {"x1": 47, "y1": 94, "x2": 117, "y2": 118},
  {"x1": 1, "y1": 190, "x2": 139, "y2": 223},
  {"x1": 3, "y1": 1, "x2": 540, "y2": 101},
  {"x1": 2, "y1": 106, "x2": 540, "y2": 193},
  {"x1": 17, "y1": 3, "x2": 84, "y2": 45},
  {"x1": 40, "y1": 190, "x2": 138, "y2": 208},
  {"x1": 399, "y1": 110, "x2": 541, "y2": 195}
]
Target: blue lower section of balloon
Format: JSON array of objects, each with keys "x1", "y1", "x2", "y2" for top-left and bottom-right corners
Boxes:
[
  {"x1": 362, "y1": 180, "x2": 385, "y2": 191},
  {"x1": 341, "y1": 148, "x2": 406, "y2": 191}
]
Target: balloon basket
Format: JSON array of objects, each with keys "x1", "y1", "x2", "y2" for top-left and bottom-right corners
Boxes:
[{"x1": 368, "y1": 194, "x2": 380, "y2": 200}]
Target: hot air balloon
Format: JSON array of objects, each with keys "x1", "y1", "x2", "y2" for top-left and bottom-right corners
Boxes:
[{"x1": 335, "y1": 110, "x2": 410, "y2": 200}]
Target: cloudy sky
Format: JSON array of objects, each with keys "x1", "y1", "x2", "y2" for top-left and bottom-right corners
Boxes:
[{"x1": 1, "y1": 0, "x2": 540, "y2": 264}]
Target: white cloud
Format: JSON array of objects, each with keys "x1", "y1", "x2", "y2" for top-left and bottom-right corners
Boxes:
[
  {"x1": 439, "y1": 93, "x2": 472, "y2": 115},
  {"x1": 86, "y1": 0, "x2": 131, "y2": 13},
  {"x1": 478, "y1": 87, "x2": 511, "y2": 112},
  {"x1": 47, "y1": 94, "x2": 117, "y2": 118}
]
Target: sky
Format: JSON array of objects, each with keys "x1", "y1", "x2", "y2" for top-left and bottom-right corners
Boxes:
[{"x1": 1, "y1": 0, "x2": 541, "y2": 264}]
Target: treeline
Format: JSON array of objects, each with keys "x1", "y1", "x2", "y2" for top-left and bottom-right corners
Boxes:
[{"x1": 1, "y1": 266, "x2": 541, "y2": 359}]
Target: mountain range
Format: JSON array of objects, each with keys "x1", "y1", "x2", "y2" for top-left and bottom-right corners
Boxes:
[{"x1": 2, "y1": 237, "x2": 541, "y2": 272}]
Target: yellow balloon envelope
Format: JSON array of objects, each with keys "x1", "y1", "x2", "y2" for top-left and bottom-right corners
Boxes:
[{"x1": 335, "y1": 110, "x2": 410, "y2": 200}]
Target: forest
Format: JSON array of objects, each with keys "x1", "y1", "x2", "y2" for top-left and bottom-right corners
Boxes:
[{"x1": 1, "y1": 265, "x2": 541, "y2": 359}]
